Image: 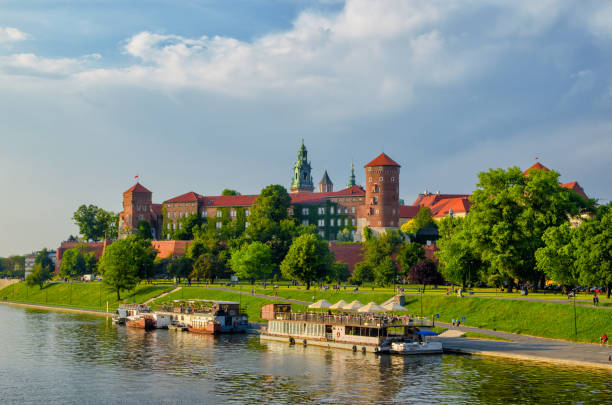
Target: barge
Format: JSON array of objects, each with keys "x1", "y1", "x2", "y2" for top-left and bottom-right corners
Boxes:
[
  {"x1": 259, "y1": 304, "x2": 442, "y2": 355},
  {"x1": 116, "y1": 304, "x2": 171, "y2": 330},
  {"x1": 156, "y1": 300, "x2": 248, "y2": 334}
]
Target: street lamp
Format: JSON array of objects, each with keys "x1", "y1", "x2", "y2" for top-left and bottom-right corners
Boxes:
[{"x1": 573, "y1": 287, "x2": 577, "y2": 340}]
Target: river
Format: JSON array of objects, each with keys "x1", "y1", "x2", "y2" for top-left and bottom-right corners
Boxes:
[{"x1": 0, "y1": 305, "x2": 609, "y2": 404}]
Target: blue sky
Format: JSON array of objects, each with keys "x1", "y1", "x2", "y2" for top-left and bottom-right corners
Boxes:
[{"x1": 1, "y1": 0, "x2": 611, "y2": 256}]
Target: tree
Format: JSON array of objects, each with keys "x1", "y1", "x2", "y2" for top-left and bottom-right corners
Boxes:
[
  {"x1": 35, "y1": 248, "x2": 55, "y2": 274},
  {"x1": 435, "y1": 217, "x2": 483, "y2": 288},
  {"x1": 374, "y1": 256, "x2": 398, "y2": 286},
  {"x1": 98, "y1": 236, "x2": 156, "y2": 300},
  {"x1": 26, "y1": 263, "x2": 52, "y2": 289},
  {"x1": 327, "y1": 262, "x2": 351, "y2": 284},
  {"x1": 229, "y1": 242, "x2": 274, "y2": 284},
  {"x1": 221, "y1": 189, "x2": 241, "y2": 196},
  {"x1": 408, "y1": 259, "x2": 443, "y2": 292},
  {"x1": 402, "y1": 207, "x2": 435, "y2": 234},
  {"x1": 535, "y1": 223, "x2": 577, "y2": 291},
  {"x1": 174, "y1": 214, "x2": 206, "y2": 240},
  {"x1": 352, "y1": 261, "x2": 374, "y2": 285},
  {"x1": 191, "y1": 253, "x2": 223, "y2": 283},
  {"x1": 468, "y1": 167, "x2": 584, "y2": 291},
  {"x1": 167, "y1": 256, "x2": 193, "y2": 283},
  {"x1": 280, "y1": 234, "x2": 333, "y2": 289},
  {"x1": 573, "y1": 207, "x2": 612, "y2": 298},
  {"x1": 59, "y1": 245, "x2": 97, "y2": 279},
  {"x1": 397, "y1": 242, "x2": 425, "y2": 278},
  {"x1": 136, "y1": 221, "x2": 153, "y2": 239},
  {"x1": 72, "y1": 205, "x2": 117, "y2": 241}
]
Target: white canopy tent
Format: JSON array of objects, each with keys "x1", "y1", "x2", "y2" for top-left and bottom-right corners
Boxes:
[
  {"x1": 342, "y1": 300, "x2": 364, "y2": 311},
  {"x1": 329, "y1": 300, "x2": 348, "y2": 310},
  {"x1": 308, "y1": 299, "x2": 332, "y2": 309},
  {"x1": 358, "y1": 302, "x2": 387, "y2": 313}
]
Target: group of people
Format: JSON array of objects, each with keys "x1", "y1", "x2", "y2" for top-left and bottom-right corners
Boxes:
[{"x1": 451, "y1": 318, "x2": 462, "y2": 327}]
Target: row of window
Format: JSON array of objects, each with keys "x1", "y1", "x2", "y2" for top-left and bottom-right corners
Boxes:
[
  {"x1": 167, "y1": 221, "x2": 250, "y2": 231},
  {"x1": 167, "y1": 209, "x2": 250, "y2": 219},
  {"x1": 368, "y1": 176, "x2": 396, "y2": 183},
  {"x1": 316, "y1": 218, "x2": 355, "y2": 227}
]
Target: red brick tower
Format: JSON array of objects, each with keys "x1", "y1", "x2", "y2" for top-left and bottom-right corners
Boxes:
[
  {"x1": 360, "y1": 153, "x2": 400, "y2": 236},
  {"x1": 119, "y1": 183, "x2": 153, "y2": 238}
]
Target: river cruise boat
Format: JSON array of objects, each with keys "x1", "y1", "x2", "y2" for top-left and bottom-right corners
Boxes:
[
  {"x1": 259, "y1": 304, "x2": 442, "y2": 355},
  {"x1": 116, "y1": 304, "x2": 171, "y2": 330},
  {"x1": 156, "y1": 299, "x2": 248, "y2": 334}
]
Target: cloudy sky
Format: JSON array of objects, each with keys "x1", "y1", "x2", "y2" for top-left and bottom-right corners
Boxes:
[{"x1": 1, "y1": 0, "x2": 611, "y2": 256}]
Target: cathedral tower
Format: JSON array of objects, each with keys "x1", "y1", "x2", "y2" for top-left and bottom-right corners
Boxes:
[{"x1": 290, "y1": 139, "x2": 314, "y2": 193}]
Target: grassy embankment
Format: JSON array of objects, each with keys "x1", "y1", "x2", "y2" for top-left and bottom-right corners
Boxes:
[{"x1": 0, "y1": 282, "x2": 168, "y2": 312}]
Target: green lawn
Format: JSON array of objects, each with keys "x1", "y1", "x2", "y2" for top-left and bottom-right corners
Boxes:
[{"x1": 0, "y1": 282, "x2": 168, "y2": 312}]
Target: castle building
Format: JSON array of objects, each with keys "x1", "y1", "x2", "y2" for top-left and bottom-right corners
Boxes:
[{"x1": 118, "y1": 183, "x2": 162, "y2": 239}]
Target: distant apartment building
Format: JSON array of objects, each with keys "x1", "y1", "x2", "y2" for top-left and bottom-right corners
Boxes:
[{"x1": 24, "y1": 250, "x2": 57, "y2": 278}]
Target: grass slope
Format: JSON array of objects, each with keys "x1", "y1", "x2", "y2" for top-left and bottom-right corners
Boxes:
[{"x1": 0, "y1": 282, "x2": 168, "y2": 312}]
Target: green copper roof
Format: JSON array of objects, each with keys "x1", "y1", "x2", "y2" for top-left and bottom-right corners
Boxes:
[{"x1": 291, "y1": 139, "x2": 314, "y2": 191}]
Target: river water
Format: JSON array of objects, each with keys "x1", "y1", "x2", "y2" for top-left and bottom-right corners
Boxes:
[{"x1": 0, "y1": 305, "x2": 610, "y2": 404}]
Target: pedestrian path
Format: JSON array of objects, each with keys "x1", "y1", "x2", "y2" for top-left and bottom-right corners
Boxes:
[
  {"x1": 436, "y1": 322, "x2": 612, "y2": 369},
  {"x1": 144, "y1": 286, "x2": 182, "y2": 305}
]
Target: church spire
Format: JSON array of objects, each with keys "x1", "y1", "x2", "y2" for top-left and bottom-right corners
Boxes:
[
  {"x1": 347, "y1": 161, "x2": 356, "y2": 188},
  {"x1": 290, "y1": 140, "x2": 314, "y2": 193}
]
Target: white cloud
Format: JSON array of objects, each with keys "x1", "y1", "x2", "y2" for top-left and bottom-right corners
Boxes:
[
  {"x1": 0, "y1": 26, "x2": 28, "y2": 43},
  {"x1": 0, "y1": 53, "x2": 100, "y2": 76}
]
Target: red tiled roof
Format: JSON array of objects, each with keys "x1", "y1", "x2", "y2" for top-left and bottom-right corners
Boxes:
[
  {"x1": 124, "y1": 182, "x2": 152, "y2": 194},
  {"x1": 165, "y1": 191, "x2": 205, "y2": 203},
  {"x1": 152, "y1": 240, "x2": 192, "y2": 259},
  {"x1": 413, "y1": 193, "x2": 471, "y2": 207},
  {"x1": 290, "y1": 186, "x2": 366, "y2": 204},
  {"x1": 399, "y1": 205, "x2": 420, "y2": 218},
  {"x1": 204, "y1": 194, "x2": 259, "y2": 207},
  {"x1": 523, "y1": 162, "x2": 550, "y2": 175},
  {"x1": 364, "y1": 153, "x2": 400, "y2": 167},
  {"x1": 430, "y1": 197, "x2": 472, "y2": 218},
  {"x1": 561, "y1": 181, "x2": 588, "y2": 199}
]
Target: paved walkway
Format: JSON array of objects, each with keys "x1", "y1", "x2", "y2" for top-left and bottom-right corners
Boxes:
[
  {"x1": 143, "y1": 287, "x2": 182, "y2": 304},
  {"x1": 435, "y1": 322, "x2": 612, "y2": 369}
]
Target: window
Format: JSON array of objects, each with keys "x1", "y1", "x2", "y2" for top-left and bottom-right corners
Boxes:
[
  {"x1": 330, "y1": 207, "x2": 335, "y2": 214},
  {"x1": 351, "y1": 218, "x2": 356, "y2": 226},
  {"x1": 166, "y1": 212, "x2": 170, "y2": 219},
  {"x1": 245, "y1": 209, "x2": 250, "y2": 217},
  {"x1": 337, "y1": 219, "x2": 342, "y2": 226},
  {"x1": 173, "y1": 223, "x2": 176, "y2": 230},
  {"x1": 351, "y1": 207, "x2": 356, "y2": 213},
  {"x1": 391, "y1": 177, "x2": 395, "y2": 182},
  {"x1": 288, "y1": 208, "x2": 294, "y2": 216},
  {"x1": 139, "y1": 214, "x2": 144, "y2": 221},
  {"x1": 319, "y1": 231, "x2": 325, "y2": 238},
  {"x1": 378, "y1": 221, "x2": 382, "y2": 225},
  {"x1": 369, "y1": 177, "x2": 372, "y2": 182},
  {"x1": 393, "y1": 209, "x2": 396, "y2": 214},
  {"x1": 302, "y1": 219, "x2": 309, "y2": 226},
  {"x1": 245, "y1": 221, "x2": 249, "y2": 228},
  {"x1": 302, "y1": 208, "x2": 309, "y2": 215},
  {"x1": 230, "y1": 209, "x2": 236, "y2": 218},
  {"x1": 216, "y1": 222, "x2": 222, "y2": 229},
  {"x1": 173, "y1": 212, "x2": 176, "y2": 218},
  {"x1": 179, "y1": 222, "x2": 182, "y2": 229},
  {"x1": 167, "y1": 223, "x2": 170, "y2": 230},
  {"x1": 216, "y1": 211, "x2": 222, "y2": 218},
  {"x1": 344, "y1": 218, "x2": 348, "y2": 226},
  {"x1": 376, "y1": 209, "x2": 380, "y2": 214},
  {"x1": 373, "y1": 196, "x2": 378, "y2": 204},
  {"x1": 318, "y1": 219, "x2": 324, "y2": 227},
  {"x1": 379, "y1": 176, "x2": 384, "y2": 182},
  {"x1": 318, "y1": 207, "x2": 325, "y2": 215},
  {"x1": 202, "y1": 211, "x2": 207, "y2": 218}
]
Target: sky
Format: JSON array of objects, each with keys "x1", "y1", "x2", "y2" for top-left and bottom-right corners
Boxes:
[{"x1": 1, "y1": 0, "x2": 611, "y2": 256}]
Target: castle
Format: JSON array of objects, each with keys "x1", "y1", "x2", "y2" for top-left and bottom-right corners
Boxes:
[{"x1": 117, "y1": 142, "x2": 587, "y2": 243}]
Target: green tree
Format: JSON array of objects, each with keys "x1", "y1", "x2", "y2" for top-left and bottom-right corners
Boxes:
[
  {"x1": 229, "y1": 242, "x2": 274, "y2": 284},
  {"x1": 397, "y1": 242, "x2": 425, "y2": 277},
  {"x1": 327, "y1": 262, "x2": 351, "y2": 284},
  {"x1": 25, "y1": 263, "x2": 52, "y2": 289},
  {"x1": 352, "y1": 261, "x2": 374, "y2": 285},
  {"x1": 167, "y1": 256, "x2": 193, "y2": 283},
  {"x1": 72, "y1": 205, "x2": 117, "y2": 241},
  {"x1": 136, "y1": 221, "x2": 152, "y2": 239},
  {"x1": 221, "y1": 189, "x2": 241, "y2": 196},
  {"x1": 174, "y1": 214, "x2": 207, "y2": 240},
  {"x1": 34, "y1": 248, "x2": 55, "y2": 273},
  {"x1": 280, "y1": 234, "x2": 333, "y2": 289},
  {"x1": 374, "y1": 256, "x2": 398, "y2": 286},
  {"x1": 408, "y1": 259, "x2": 443, "y2": 293},
  {"x1": 59, "y1": 245, "x2": 97, "y2": 279},
  {"x1": 98, "y1": 236, "x2": 156, "y2": 300},
  {"x1": 435, "y1": 216, "x2": 483, "y2": 288},
  {"x1": 191, "y1": 253, "x2": 223, "y2": 283},
  {"x1": 403, "y1": 207, "x2": 435, "y2": 234},
  {"x1": 573, "y1": 208, "x2": 612, "y2": 298},
  {"x1": 469, "y1": 167, "x2": 583, "y2": 291},
  {"x1": 535, "y1": 223, "x2": 577, "y2": 291}
]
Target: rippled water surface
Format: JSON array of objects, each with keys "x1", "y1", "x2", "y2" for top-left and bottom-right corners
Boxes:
[{"x1": 0, "y1": 305, "x2": 610, "y2": 404}]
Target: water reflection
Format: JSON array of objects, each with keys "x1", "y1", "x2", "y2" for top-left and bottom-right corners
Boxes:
[{"x1": 0, "y1": 305, "x2": 610, "y2": 405}]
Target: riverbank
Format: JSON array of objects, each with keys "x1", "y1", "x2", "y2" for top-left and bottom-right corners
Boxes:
[{"x1": 0, "y1": 300, "x2": 113, "y2": 317}]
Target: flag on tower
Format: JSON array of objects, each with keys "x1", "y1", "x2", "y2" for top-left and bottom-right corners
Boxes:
[{"x1": 135, "y1": 175, "x2": 139, "y2": 179}]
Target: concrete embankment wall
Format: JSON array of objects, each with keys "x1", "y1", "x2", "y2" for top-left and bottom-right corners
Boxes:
[{"x1": 0, "y1": 279, "x2": 20, "y2": 290}]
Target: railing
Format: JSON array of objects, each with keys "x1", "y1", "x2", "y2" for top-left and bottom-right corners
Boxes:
[{"x1": 274, "y1": 312, "x2": 432, "y2": 327}]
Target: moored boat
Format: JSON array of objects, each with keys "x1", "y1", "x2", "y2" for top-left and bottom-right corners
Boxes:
[
  {"x1": 259, "y1": 304, "x2": 442, "y2": 355},
  {"x1": 156, "y1": 300, "x2": 249, "y2": 334}
]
